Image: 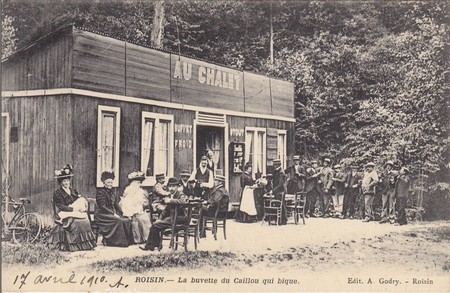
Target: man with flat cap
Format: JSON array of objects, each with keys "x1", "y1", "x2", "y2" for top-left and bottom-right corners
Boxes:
[
  {"x1": 319, "y1": 157, "x2": 334, "y2": 217},
  {"x1": 361, "y1": 162, "x2": 379, "y2": 222},
  {"x1": 342, "y1": 164, "x2": 361, "y2": 219},
  {"x1": 379, "y1": 160, "x2": 398, "y2": 224}
]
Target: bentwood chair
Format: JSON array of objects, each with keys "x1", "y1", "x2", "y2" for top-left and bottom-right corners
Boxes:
[
  {"x1": 160, "y1": 201, "x2": 197, "y2": 251},
  {"x1": 285, "y1": 192, "x2": 307, "y2": 225},
  {"x1": 202, "y1": 198, "x2": 228, "y2": 240}
]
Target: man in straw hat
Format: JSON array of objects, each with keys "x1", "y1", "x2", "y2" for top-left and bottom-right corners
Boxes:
[
  {"x1": 361, "y1": 162, "x2": 379, "y2": 222},
  {"x1": 178, "y1": 169, "x2": 192, "y2": 194},
  {"x1": 379, "y1": 160, "x2": 399, "y2": 224}
]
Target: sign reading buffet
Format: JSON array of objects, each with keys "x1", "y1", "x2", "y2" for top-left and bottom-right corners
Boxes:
[{"x1": 173, "y1": 60, "x2": 242, "y2": 91}]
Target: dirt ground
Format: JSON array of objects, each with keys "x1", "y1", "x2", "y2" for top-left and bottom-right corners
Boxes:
[{"x1": 3, "y1": 218, "x2": 450, "y2": 292}]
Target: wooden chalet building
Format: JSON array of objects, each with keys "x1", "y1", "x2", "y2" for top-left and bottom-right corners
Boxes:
[{"x1": 1, "y1": 25, "x2": 295, "y2": 225}]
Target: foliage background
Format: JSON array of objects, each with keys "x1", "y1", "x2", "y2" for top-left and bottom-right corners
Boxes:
[{"x1": 2, "y1": 0, "x2": 449, "y2": 219}]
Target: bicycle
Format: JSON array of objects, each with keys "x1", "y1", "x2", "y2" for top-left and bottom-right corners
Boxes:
[{"x1": 1, "y1": 195, "x2": 43, "y2": 243}]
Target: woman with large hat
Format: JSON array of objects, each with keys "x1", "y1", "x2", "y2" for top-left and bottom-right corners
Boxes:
[
  {"x1": 95, "y1": 171, "x2": 133, "y2": 247},
  {"x1": 120, "y1": 171, "x2": 151, "y2": 244},
  {"x1": 48, "y1": 164, "x2": 96, "y2": 251}
]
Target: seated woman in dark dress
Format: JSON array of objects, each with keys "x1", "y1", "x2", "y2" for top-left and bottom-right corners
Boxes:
[
  {"x1": 95, "y1": 172, "x2": 133, "y2": 247},
  {"x1": 48, "y1": 164, "x2": 96, "y2": 252}
]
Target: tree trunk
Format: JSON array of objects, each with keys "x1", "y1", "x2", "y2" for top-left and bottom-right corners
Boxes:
[{"x1": 150, "y1": 0, "x2": 165, "y2": 49}]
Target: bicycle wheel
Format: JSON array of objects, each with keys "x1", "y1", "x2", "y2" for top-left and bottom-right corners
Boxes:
[{"x1": 12, "y1": 213, "x2": 43, "y2": 243}]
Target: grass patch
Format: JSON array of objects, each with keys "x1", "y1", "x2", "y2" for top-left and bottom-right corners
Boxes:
[
  {"x1": 2, "y1": 242, "x2": 68, "y2": 266},
  {"x1": 91, "y1": 251, "x2": 238, "y2": 273}
]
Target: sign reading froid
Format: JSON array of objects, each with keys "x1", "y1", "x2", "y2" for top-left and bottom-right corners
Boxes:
[{"x1": 173, "y1": 59, "x2": 241, "y2": 91}]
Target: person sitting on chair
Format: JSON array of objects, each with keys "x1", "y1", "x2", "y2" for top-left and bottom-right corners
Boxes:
[
  {"x1": 178, "y1": 170, "x2": 191, "y2": 194},
  {"x1": 48, "y1": 164, "x2": 96, "y2": 251},
  {"x1": 140, "y1": 177, "x2": 188, "y2": 251},
  {"x1": 199, "y1": 175, "x2": 229, "y2": 237},
  {"x1": 120, "y1": 171, "x2": 151, "y2": 244}
]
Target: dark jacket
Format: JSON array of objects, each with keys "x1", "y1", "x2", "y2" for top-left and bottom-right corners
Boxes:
[
  {"x1": 332, "y1": 171, "x2": 347, "y2": 195},
  {"x1": 161, "y1": 190, "x2": 188, "y2": 219},
  {"x1": 286, "y1": 164, "x2": 306, "y2": 193},
  {"x1": 380, "y1": 170, "x2": 399, "y2": 194},
  {"x1": 208, "y1": 184, "x2": 230, "y2": 212},
  {"x1": 96, "y1": 187, "x2": 123, "y2": 216},
  {"x1": 305, "y1": 166, "x2": 320, "y2": 192},
  {"x1": 319, "y1": 167, "x2": 334, "y2": 192},
  {"x1": 240, "y1": 172, "x2": 254, "y2": 188},
  {"x1": 272, "y1": 167, "x2": 287, "y2": 197},
  {"x1": 345, "y1": 171, "x2": 362, "y2": 191},
  {"x1": 53, "y1": 187, "x2": 79, "y2": 212},
  {"x1": 395, "y1": 174, "x2": 411, "y2": 198}
]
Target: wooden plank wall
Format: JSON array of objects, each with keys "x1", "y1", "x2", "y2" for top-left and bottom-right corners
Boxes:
[
  {"x1": 70, "y1": 95, "x2": 196, "y2": 201},
  {"x1": 1, "y1": 28, "x2": 72, "y2": 91},
  {"x1": 1, "y1": 95, "x2": 74, "y2": 225},
  {"x1": 227, "y1": 115, "x2": 295, "y2": 203},
  {"x1": 170, "y1": 55, "x2": 245, "y2": 111},
  {"x1": 71, "y1": 28, "x2": 294, "y2": 118}
]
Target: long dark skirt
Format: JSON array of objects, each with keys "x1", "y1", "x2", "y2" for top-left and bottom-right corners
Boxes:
[
  {"x1": 96, "y1": 213, "x2": 133, "y2": 247},
  {"x1": 48, "y1": 218, "x2": 96, "y2": 252},
  {"x1": 235, "y1": 187, "x2": 264, "y2": 222}
]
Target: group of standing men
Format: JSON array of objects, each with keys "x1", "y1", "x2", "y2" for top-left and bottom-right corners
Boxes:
[{"x1": 285, "y1": 156, "x2": 412, "y2": 226}]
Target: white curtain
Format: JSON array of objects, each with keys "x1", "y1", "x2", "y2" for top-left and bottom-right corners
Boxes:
[
  {"x1": 102, "y1": 114, "x2": 115, "y2": 173},
  {"x1": 157, "y1": 121, "x2": 169, "y2": 175},
  {"x1": 245, "y1": 131, "x2": 254, "y2": 173},
  {"x1": 143, "y1": 119, "x2": 154, "y2": 176}
]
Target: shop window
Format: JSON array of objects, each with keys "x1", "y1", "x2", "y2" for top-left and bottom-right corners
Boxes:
[
  {"x1": 97, "y1": 106, "x2": 120, "y2": 187},
  {"x1": 245, "y1": 127, "x2": 266, "y2": 178},
  {"x1": 141, "y1": 112, "x2": 174, "y2": 180},
  {"x1": 277, "y1": 130, "x2": 287, "y2": 170}
]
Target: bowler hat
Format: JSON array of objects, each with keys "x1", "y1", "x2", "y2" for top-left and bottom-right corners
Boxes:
[
  {"x1": 215, "y1": 175, "x2": 226, "y2": 182},
  {"x1": 244, "y1": 162, "x2": 252, "y2": 169},
  {"x1": 54, "y1": 164, "x2": 74, "y2": 179},
  {"x1": 167, "y1": 177, "x2": 179, "y2": 186}
]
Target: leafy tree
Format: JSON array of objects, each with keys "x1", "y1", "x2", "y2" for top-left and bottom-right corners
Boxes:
[{"x1": 2, "y1": 15, "x2": 17, "y2": 58}]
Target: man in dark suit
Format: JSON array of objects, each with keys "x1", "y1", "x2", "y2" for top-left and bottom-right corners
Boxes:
[
  {"x1": 199, "y1": 175, "x2": 229, "y2": 237},
  {"x1": 394, "y1": 167, "x2": 411, "y2": 226},
  {"x1": 379, "y1": 161, "x2": 398, "y2": 224},
  {"x1": 286, "y1": 155, "x2": 306, "y2": 195},
  {"x1": 140, "y1": 177, "x2": 188, "y2": 251},
  {"x1": 271, "y1": 159, "x2": 288, "y2": 224},
  {"x1": 341, "y1": 165, "x2": 361, "y2": 219},
  {"x1": 305, "y1": 160, "x2": 321, "y2": 217}
]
